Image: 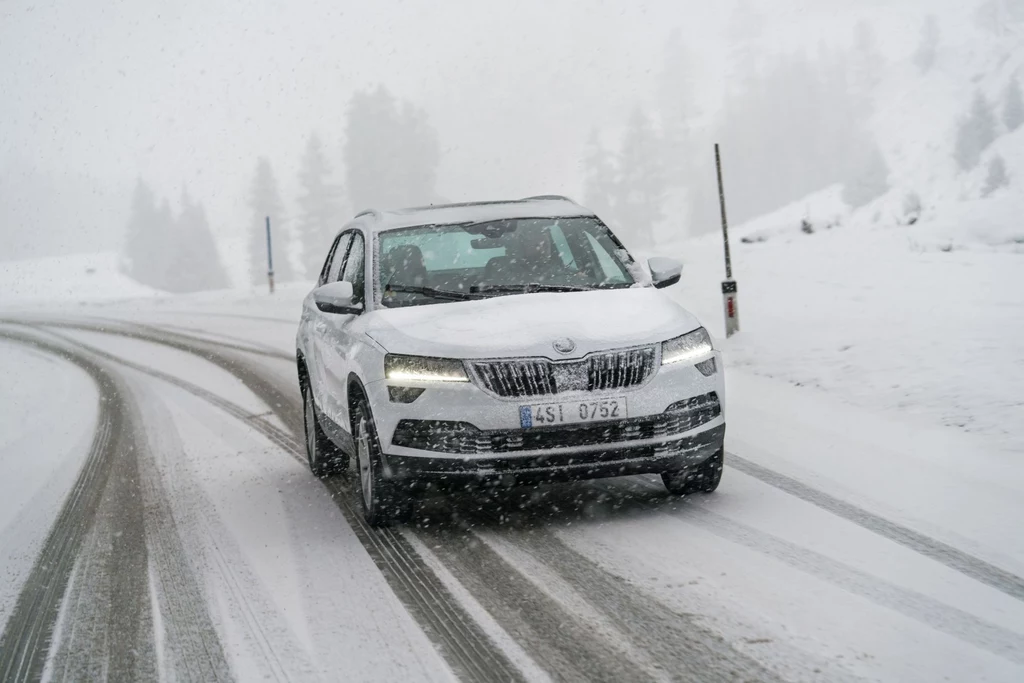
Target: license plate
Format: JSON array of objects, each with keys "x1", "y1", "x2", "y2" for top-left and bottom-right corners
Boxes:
[{"x1": 520, "y1": 397, "x2": 628, "y2": 428}]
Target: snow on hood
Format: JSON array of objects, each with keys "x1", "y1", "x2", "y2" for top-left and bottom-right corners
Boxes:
[{"x1": 364, "y1": 287, "x2": 701, "y2": 359}]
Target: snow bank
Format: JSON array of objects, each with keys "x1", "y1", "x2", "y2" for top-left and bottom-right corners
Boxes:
[
  {"x1": 661, "y1": 212, "x2": 1024, "y2": 453},
  {"x1": 0, "y1": 252, "x2": 159, "y2": 307}
]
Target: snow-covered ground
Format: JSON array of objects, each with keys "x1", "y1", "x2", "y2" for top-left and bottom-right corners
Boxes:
[
  {"x1": 0, "y1": 250, "x2": 1022, "y2": 680},
  {"x1": 0, "y1": 252, "x2": 160, "y2": 307},
  {"x1": 0, "y1": 340, "x2": 99, "y2": 628},
  {"x1": 659, "y1": 198, "x2": 1024, "y2": 455}
]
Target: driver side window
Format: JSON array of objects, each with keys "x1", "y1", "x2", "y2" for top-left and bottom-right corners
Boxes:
[
  {"x1": 341, "y1": 232, "x2": 366, "y2": 305},
  {"x1": 322, "y1": 232, "x2": 352, "y2": 285}
]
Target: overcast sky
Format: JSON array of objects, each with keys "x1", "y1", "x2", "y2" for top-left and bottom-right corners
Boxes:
[{"x1": 1, "y1": 0, "x2": 944, "y2": 259}]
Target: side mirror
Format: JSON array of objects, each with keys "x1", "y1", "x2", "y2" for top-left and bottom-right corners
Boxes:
[
  {"x1": 648, "y1": 256, "x2": 682, "y2": 289},
  {"x1": 313, "y1": 281, "x2": 362, "y2": 314}
]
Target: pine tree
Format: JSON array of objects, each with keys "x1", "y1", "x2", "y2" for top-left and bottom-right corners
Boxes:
[
  {"x1": 975, "y1": 0, "x2": 1024, "y2": 35},
  {"x1": 1004, "y1": 77, "x2": 1024, "y2": 131},
  {"x1": 851, "y1": 21, "x2": 884, "y2": 94},
  {"x1": 955, "y1": 92, "x2": 998, "y2": 171},
  {"x1": 396, "y1": 101, "x2": 440, "y2": 207},
  {"x1": 582, "y1": 130, "x2": 618, "y2": 225},
  {"x1": 296, "y1": 133, "x2": 343, "y2": 279},
  {"x1": 983, "y1": 155, "x2": 1008, "y2": 196},
  {"x1": 343, "y1": 85, "x2": 440, "y2": 212},
  {"x1": 616, "y1": 108, "x2": 667, "y2": 247},
  {"x1": 248, "y1": 157, "x2": 294, "y2": 287},
  {"x1": 152, "y1": 200, "x2": 176, "y2": 289},
  {"x1": 167, "y1": 190, "x2": 229, "y2": 292},
  {"x1": 913, "y1": 16, "x2": 940, "y2": 73},
  {"x1": 121, "y1": 179, "x2": 159, "y2": 282}
]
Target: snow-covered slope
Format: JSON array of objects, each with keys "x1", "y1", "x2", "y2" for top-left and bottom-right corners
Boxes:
[
  {"x1": 0, "y1": 252, "x2": 160, "y2": 307},
  {"x1": 662, "y1": 209, "x2": 1024, "y2": 455},
  {"x1": 867, "y1": 13, "x2": 1024, "y2": 249}
]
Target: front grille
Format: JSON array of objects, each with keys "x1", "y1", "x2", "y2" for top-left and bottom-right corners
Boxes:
[
  {"x1": 470, "y1": 346, "x2": 656, "y2": 398},
  {"x1": 472, "y1": 359, "x2": 556, "y2": 397},
  {"x1": 392, "y1": 392, "x2": 720, "y2": 455}
]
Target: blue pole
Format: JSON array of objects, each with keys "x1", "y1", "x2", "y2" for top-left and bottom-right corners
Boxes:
[{"x1": 265, "y1": 215, "x2": 275, "y2": 293}]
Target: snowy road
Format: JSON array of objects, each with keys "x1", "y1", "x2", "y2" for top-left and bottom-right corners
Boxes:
[{"x1": 0, "y1": 311, "x2": 1022, "y2": 682}]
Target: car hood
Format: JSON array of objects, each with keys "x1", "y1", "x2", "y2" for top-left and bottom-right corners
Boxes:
[{"x1": 364, "y1": 287, "x2": 702, "y2": 360}]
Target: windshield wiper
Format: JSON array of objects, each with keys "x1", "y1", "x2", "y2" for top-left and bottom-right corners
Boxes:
[
  {"x1": 385, "y1": 284, "x2": 485, "y2": 301},
  {"x1": 471, "y1": 283, "x2": 593, "y2": 295}
]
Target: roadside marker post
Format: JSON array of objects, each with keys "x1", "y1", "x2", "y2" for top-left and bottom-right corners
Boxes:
[
  {"x1": 266, "y1": 215, "x2": 275, "y2": 294},
  {"x1": 715, "y1": 144, "x2": 739, "y2": 337}
]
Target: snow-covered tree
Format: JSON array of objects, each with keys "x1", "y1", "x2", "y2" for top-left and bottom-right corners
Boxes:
[
  {"x1": 343, "y1": 85, "x2": 440, "y2": 213},
  {"x1": 296, "y1": 133, "x2": 343, "y2": 279},
  {"x1": 616, "y1": 108, "x2": 667, "y2": 247},
  {"x1": 983, "y1": 155, "x2": 1009, "y2": 196},
  {"x1": 903, "y1": 192, "x2": 923, "y2": 223},
  {"x1": 582, "y1": 130, "x2": 618, "y2": 224},
  {"x1": 165, "y1": 190, "x2": 229, "y2": 292},
  {"x1": 843, "y1": 140, "x2": 890, "y2": 208},
  {"x1": 955, "y1": 92, "x2": 998, "y2": 171},
  {"x1": 121, "y1": 179, "x2": 160, "y2": 283},
  {"x1": 714, "y1": 50, "x2": 873, "y2": 223},
  {"x1": 913, "y1": 16, "x2": 940, "y2": 73},
  {"x1": 975, "y1": 0, "x2": 1024, "y2": 35},
  {"x1": 1004, "y1": 77, "x2": 1024, "y2": 131},
  {"x1": 248, "y1": 157, "x2": 294, "y2": 287},
  {"x1": 152, "y1": 200, "x2": 175, "y2": 287},
  {"x1": 851, "y1": 21, "x2": 884, "y2": 94}
]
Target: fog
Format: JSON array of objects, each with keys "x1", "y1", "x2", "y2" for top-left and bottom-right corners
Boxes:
[{"x1": 1, "y1": 0, "x2": 945, "y2": 266}]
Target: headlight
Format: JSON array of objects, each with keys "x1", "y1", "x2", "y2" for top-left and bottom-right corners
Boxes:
[
  {"x1": 661, "y1": 327, "x2": 713, "y2": 365},
  {"x1": 385, "y1": 354, "x2": 469, "y2": 383}
]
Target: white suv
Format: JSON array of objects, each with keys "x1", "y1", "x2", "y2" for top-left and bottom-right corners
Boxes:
[{"x1": 296, "y1": 196, "x2": 725, "y2": 525}]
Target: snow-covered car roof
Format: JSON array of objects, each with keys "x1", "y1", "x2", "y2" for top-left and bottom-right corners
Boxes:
[{"x1": 356, "y1": 196, "x2": 596, "y2": 233}]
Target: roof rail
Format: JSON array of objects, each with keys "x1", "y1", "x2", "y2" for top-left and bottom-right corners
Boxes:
[
  {"x1": 521, "y1": 194, "x2": 576, "y2": 203},
  {"x1": 354, "y1": 208, "x2": 382, "y2": 221}
]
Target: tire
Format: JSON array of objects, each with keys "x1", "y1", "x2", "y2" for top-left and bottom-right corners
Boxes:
[
  {"x1": 662, "y1": 448, "x2": 724, "y2": 496},
  {"x1": 301, "y1": 374, "x2": 347, "y2": 477},
  {"x1": 351, "y1": 396, "x2": 412, "y2": 527}
]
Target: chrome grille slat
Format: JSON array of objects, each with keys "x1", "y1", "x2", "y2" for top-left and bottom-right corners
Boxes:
[{"x1": 470, "y1": 346, "x2": 656, "y2": 398}]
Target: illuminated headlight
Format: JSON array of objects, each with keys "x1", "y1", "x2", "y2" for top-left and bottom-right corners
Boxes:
[
  {"x1": 661, "y1": 327, "x2": 714, "y2": 365},
  {"x1": 385, "y1": 354, "x2": 469, "y2": 383}
]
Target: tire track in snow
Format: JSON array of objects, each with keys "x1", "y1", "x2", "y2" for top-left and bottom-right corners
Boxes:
[
  {"x1": 472, "y1": 527, "x2": 785, "y2": 683},
  {"x1": 726, "y1": 454, "x2": 1024, "y2": 604},
  {"x1": 132, "y1": 389, "x2": 318, "y2": 683},
  {"x1": 0, "y1": 328, "x2": 130, "y2": 682},
  {"x1": 34, "y1": 327, "x2": 335, "y2": 681},
  {"x1": 0, "y1": 329, "x2": 166, "y2": 682},
  {"x1": 37, "y1": 321, "x2": 524, "y2": 683},
  {"x1": 119, "y1": 323, "x2": 779, "y2": 682},
  {"x1": 38, "y1": 313, "x2": 1024, "y2": 609},
  {"x1": 609, "y1": 477, "x2": 1024, "y2": 666},
  {"x1": 54, "y1": 317, "x2": 1024, "y2": 677}
]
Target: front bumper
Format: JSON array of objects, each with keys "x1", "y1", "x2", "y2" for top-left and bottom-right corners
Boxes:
[
  {"x1": 365, "y1": 351, "x2": 726, "y2": 484},
  {"x1": 384, "y1": 422, "x2": 725, "y2": 485}
]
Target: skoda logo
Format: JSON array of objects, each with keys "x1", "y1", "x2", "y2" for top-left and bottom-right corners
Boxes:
[{"x1": 552, "y1": 337, "x2": 576, "y2": 355}]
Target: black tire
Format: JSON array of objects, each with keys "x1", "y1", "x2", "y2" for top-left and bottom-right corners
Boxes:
[
  {"x1": 662, "y1": 448, "x2": 724, "y2": 496},
  {"x1": 301, "y1": 374, "x2": 347, "y2": 477},
  {"x1": 351, "y1": 395, "x2": 412, "y2": 527}
]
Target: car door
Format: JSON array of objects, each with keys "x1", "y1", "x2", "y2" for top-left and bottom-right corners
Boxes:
[
  {"x1": 304, "y1": 231, "x2": 351, "y2": 409},
  {"x1": 313, "y1": 229, "x2": 366, "y2": 429}
]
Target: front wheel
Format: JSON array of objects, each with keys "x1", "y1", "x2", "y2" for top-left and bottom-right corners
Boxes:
[
  {"x1": 302, "y1": 378, "x2": 347, "y2": 477},
  {"x1": 663, "y1": 448, "x2": 724, "y2": 495},
  {"x1": 351, "y1": 397, "x2": 411, "y2": 527}
]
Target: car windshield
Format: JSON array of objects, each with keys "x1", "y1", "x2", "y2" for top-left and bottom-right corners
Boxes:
[{"x1": 376, "y1": 216, "x2": 636, "y2": 307}]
